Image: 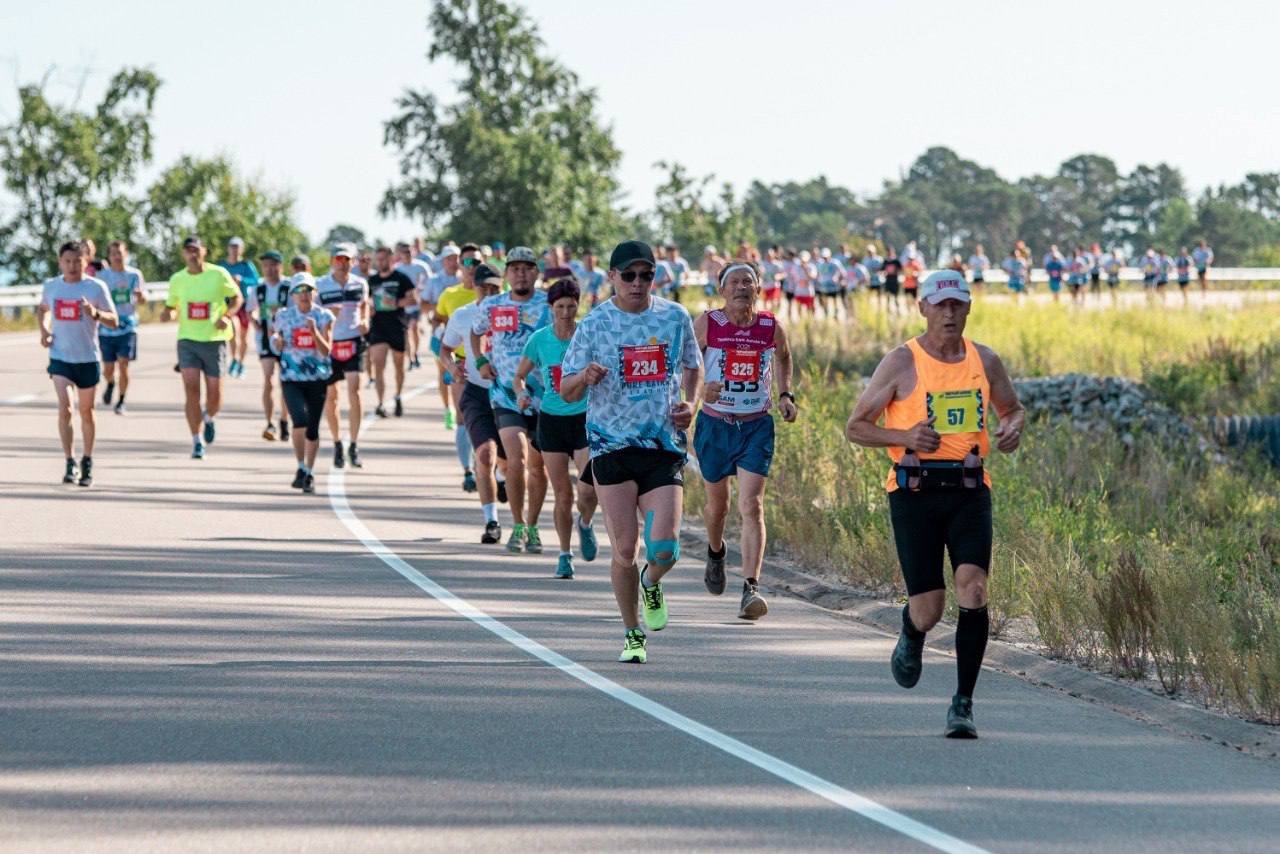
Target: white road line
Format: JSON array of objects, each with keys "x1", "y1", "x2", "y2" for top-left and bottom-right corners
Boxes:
[
  {"x1": 326, "y1": 383, "x2": 986, "y2": 854},
  {"x1": 0, "y1": 393, "x2": 39, "y2": 405}
]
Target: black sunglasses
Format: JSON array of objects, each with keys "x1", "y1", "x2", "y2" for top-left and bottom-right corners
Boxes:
[
  {"x1": 619, "y1": 270, "x2": 655, "y2": 283},
  {"x1": 460, "y1": 256, "x2": 478, "y2": 267}
]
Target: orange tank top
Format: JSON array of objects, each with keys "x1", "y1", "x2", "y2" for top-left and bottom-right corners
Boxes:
[{"x1": 883, "y1": 336, "x2": 991, "y2": 492}]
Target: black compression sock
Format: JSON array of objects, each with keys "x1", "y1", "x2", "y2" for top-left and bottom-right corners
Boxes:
[
  {"x1": 902, "y1": 603, "x2": 925, "y2": 640},
  {"x1": 955, "y1": 605, "x2": 990, "y2": 699},
  {"x1": 708, "y1": 544, "x2": 726, "y2": 559}
]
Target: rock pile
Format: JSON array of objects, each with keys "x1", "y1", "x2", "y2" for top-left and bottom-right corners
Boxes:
[{"x1": 1012, "y1": 374, "x2": 1206, "y2": 451}]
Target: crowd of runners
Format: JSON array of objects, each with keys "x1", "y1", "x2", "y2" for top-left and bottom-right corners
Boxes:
[{"x1": 35, "y1": 232, "x2": 1030, "y2": 738}]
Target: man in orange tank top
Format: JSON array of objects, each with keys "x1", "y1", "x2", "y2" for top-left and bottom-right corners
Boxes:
[{"x1": 845, "y1": 270, "x2": 1026, "y2": 738}]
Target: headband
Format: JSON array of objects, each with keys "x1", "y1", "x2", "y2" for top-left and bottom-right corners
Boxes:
[{"x1": 719, "y1": 263, "x2": 758, "y2": 285}]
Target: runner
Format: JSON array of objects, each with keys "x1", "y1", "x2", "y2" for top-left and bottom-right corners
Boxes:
[
  {"x1": 559, "y1": 239, "x2": 703, "y2": 664},
  {"x1": 512, "y1": 278, "x2": 599, "y2": 578},
  {"x1": 1156, "y1": 247, "x2": 1173, "y2": 300},
  {"x1": 97, "y1": 240, "x2": 145, "y2": 415},
  {"x1": 967, "y1": 245, "x2": 989, "y2": 290},
  {"x1": 79, "y1": 238, "x2": 103, "y2": 277},
  {"x1": 1044, "y1": 246, "x2": 1065, "y2": 302},
  {"x1": 881, "y1": 247, "x2": 902, "y2": 312},
  {"x1": 863, "y1": 244, "x2": 884, "y2": 304},
  {"x1": 246, "y1": 250, "x2": 291, "y2": 441},
  {"x1": 790, "y1": 250, "x2": 817, "y2": 315},
  {"x1": 423, "y1": 244, "x2": 466, "y2": 430},
  {"x1": 1192, "y1": 239, "x2": 1214, "y2": 293},
  {"x1": 435, "y1": 246, "x2": 481, "y2": 492},
  {"x1": 366, "y1": 246, "x2": 416, "y2": 418},
  {"x1": 440, "y1": 263, "x2": 506, "y2": 542},
  {"x1": 1068, "y1": 247, "x2": 1088, "y2": 304},
  {"x1": 701, "y1": 246, "x2": 725, "y2": 302},
  {"x1": 271, "y1": 275, "x2": 335, "y2": 494},
  {"x1": 1140, "y1": 248, "x2": 1159, "y2": 293},
  {"x1": 652, "y1": 247, "x2": 675, "y2": 300},
  {"x1": 694, "y1": 260, "x2": 798, "y2": 620},
  {"x1": 667, "y1": 245, "x2": 691, "y2": 301},
  {"x1": 316, "y1": 243, "x2": 370, "y2": 469},
  {"x1": 902, "y1": 250, "x2": 923, "y2": 303},
  {"x1": 1089, "y1": 242, "x2": 1104, "y2": 297},
  {"x1": 761, "y1": 247, "x2": 785, "y2": 312},
  {"x1": 815, "y1": 248, "x2": 846, "y2": 319},
  {"x1": 1001, "y1": 250, "x2": 1027, "y2": 296},
  {"x1": 162, "y1": 236, "x2": 242, "y2": 459},
  {"x1": 38, "y1": 241, "x2": 118, "y2": 486},
  {"x1": 1175, "y1": 246, "x2": 1194, "y2": 303},
  {"x1": 394, "y1": 241, "x2": 431, "y2": 370},
  {"x1": 845, "y1": 269, "x2": 1025, "y2": 738},
  {"x1": 581, "y1": 250, "x2": 607, "y2": 308},
  {"x1": 219, "y1": 236, "x2": 260, "y2": 379},
  {"x1": 470, "y1": 246, "x2": 551, "y2": 553},
  {"x1": 1104, "y1": 247, "x2": 1124, "y2": 297}
]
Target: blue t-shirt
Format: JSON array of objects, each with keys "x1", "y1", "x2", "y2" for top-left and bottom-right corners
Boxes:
[
  {"x1": 471, "y1": 289, "x2": 551, "y2": 412},
  {"x1": 1045, "y1": 258, "x2": 1064, "y2": 280},
  {"x1": 561, "y1": 297, "x2": 702, "y2": 459},
  {"x1": 522, "y1": 325, "x2": 586, "y2": 417},
  {"x1": 42, "y1": 276, "x2": 114, "y2": 363},
  {"x1": 97, "y1": 267, "x2": 145, "y2": 335},
  {"x1": 272, "y1": 306, "x2": 335, "y2": 382},
  {"x1": 583, "y1": 270, "x2": 606, "y2": 295},
  {"x1": 219, "y1": 260, "x2": 260, "y2": 302}
]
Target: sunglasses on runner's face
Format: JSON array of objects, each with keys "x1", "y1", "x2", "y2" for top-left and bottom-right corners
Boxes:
[
  {"x1": 461, "y1": 256, "x2": 477, "y2": 267},
  {"x1": 619, "y1": 269, "x2": 655, "y2": 283}
]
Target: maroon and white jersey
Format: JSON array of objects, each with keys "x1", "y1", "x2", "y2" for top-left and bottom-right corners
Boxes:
[{"x1": 703, "y1": 309, "x2": 776, "y2": 416}]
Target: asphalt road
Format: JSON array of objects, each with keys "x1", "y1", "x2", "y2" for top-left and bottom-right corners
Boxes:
[{"x1": 2, "y1": 324, "x2": 1278, "y2": 852}]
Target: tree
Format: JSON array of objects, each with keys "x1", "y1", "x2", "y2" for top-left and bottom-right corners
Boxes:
[
  {"x1": 381, "y1": 0, "x2": 627, "y2": 250},
  {"x1": 743, "y1": 177, "x2": 861, "y2": 249},
  {"x1": 650, "y1": 161, "x2": 754, "y2": 254},
  {"x1": 322, "y1": 224, "x2": 368, "y2": 249},
  {"x1": 1109, "y1": 163, "x2": 1187, "y2": 251},
  {"x1": 0, "y1": 68, "x2": 160, "y2": 281}
]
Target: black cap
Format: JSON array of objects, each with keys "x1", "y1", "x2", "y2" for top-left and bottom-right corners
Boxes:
[
  {"x1": 182, "y1": 235, "x2": 204, "y2": 250},
  {"x1": 609, "y1": 239, "x2": 655, "y2": 271},
  {"x1": 259, "y1": 250, "x2": 283, "y2": 262},
  {"x1": 472, "y1": 263, "x2": 504, "y2": 286}
]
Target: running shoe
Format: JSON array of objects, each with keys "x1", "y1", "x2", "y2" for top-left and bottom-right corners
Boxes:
[
  {"x1": 333, "y1": 442, "x2": 345, "y2": 469},
  {"x1": 262, "y1": 423, "x2": 278, "y2": 441},
  {"x1": 348, "y1": 443, "x2": 362, "y2": 468},
  {"x1": 192, "y1": 442, "x2": 205, "y2": 460},
  {"x1": 62, "y1": 458, "x2": 77, "y2": 484},
  {"x1": 462, "y1": 470, "x2": 477, "y2": 492},
  {"x1": 619, "y1": 628, "x2": 647, "y2": 664},
  {"x1": 291, "y1": 468, "x2": 306, "y2": 489},
  {"x1": 77, "y1": 456, "x2": 92, "y2": 488},
  {"x1": 525, "y1": 526, "x2": 543, "y2": 554},
  {"x1": 102, "y1": 382, "x2": 114, "y2": 406},
  {"x1": 496, "y1": 479, "x2": 508, "y2": 503},
  {"x1": 302, "y1": 473, "x2": 315, "y2": 494},
  {"x1": 891, "y1": 616, "x2": 925, "y2": 689},
  {"x1": 375, "y1": 405, "x2": 388, "y2": 418},
  {"x1": 506, "y1": 523, "x2": 526, "y2": 552},
  {"x1": 555, "y1": 553, "x2": 574, "y2": 579},
  {"x1": 202, "y1": 418, "x2": 216, "y2": 444},
  {"x1": 394, "y1": 397, "x2": 404, "y2": 417},
  {"x1": 482, "y1": 520, "x2": 501, "y2": 544},
  {"x1": 704, "y1": 546, "x2": 727, "y2": 595},
  {"x1": 944, "y1": 694, "x2": 978, "y2": 739},
  {"x1": 640, "y1": 569, "x2": 668, "y2": 631},
  {"x1": 113, "y1": 400, "x2": 126, "y2": 415},
  {"x1": 279, "y1": 419, "x2": 290, "y2": 441},
  {"x1": 577, "y1": 515, "x2": 598, "y2": 562},
  {"x1": 738, "y1": 582, "x2": 769, "y2": 621},
  {"x1": 443, "y1": 409, "x2": 456, "y2": 430}
]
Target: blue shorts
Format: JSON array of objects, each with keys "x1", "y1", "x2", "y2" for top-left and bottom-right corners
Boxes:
[
  {"x1": 693, "y1": 410, "x2": 775, "y2": 483},
  {"x1": 1048, "y1": 278, "x2": 1062, "y2": 293},
  {"x1": 99, "y1": 331, "x2": 137, "y2": 362},
  {"x1": 1007, "y1": 278, "x2": 1025, "y2": 293}
]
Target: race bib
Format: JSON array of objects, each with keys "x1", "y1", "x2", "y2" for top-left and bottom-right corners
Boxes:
[
  {"x1": 550, "y1": 365, "x2": 563, "y2": 394},
  {"x1": 490, "y1": 305, "x2": 519, "y2": 334},
  {"x1": 376, "y1": 288, "x2": 398, "y2": 311},
  {"x1": 292, "y1": 327, "x2": 316, "y2": 350},
  {"x1": 111, "y1": 287, "x2": 131, "y2": 306},
  {"x1": 332, "y1": 339, "x2": 355, "y2": 361},
  {"x1": 724, "y1": 348, "x2": 761, "y2": 383},
  {"x1": 54, "y1": 299, "x2": 82, "y2": 321},
  {"x1": 621, "y1": 344, "x2": 668, "y2": 383},
  {"x1": 927, "y1": 389, "x2": 984, "y2": 434},
  {"x1": 187, "y1": 302, "x2": 210, "y2": 321}
]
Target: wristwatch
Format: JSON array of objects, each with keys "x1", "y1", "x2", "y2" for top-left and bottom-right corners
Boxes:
[{"x1": 779, "y1": 391, "x2": 796, "y2": 403}]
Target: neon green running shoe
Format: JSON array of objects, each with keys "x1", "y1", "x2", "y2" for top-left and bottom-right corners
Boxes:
[
  {"x1": 443, "y1": 409, "x2": 456, "y2": 430},
  {"x1": 506, "y1": 523, "x2": 526, "y2": 553},
  {"x1": 640, "y1": 567, "x2": 668, "y2": 632},
  {"x1": 619, "y1": 629, "x2": 647, "y2": 664},
  {"x1": 525, "y1": 525, "x2": 543, "y2": 554}
]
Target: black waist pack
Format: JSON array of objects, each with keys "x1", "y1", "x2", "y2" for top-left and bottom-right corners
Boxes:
[{"x1": 894, "y1": 458, "x2": 984, "y2": 492}]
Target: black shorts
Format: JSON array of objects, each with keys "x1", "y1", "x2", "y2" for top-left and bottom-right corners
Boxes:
[
  {"x1": 460, "y1": 382, "x2": 501, "y2": 450},
  {"x1": 282, "y1": 379, "x2": 328, "y2": 441},
  {"x1": 257, "y1": 326, "x2": 277, "y2": 360},
  {"x1": 329, "y1": 336, "x2": 366, "y2": 382},
  {"x1": 367, "y1": 317, "x2": 406, "y2": 352},
  {"x1": 1090, "y1": 272, "x2": 1101, "y2": 286},
  {"x1": 972, "y1": 275, "x2": 984, "y2": 284},
  {"x1": 537, "y1": 411, "x2": 588, "y2": 455},
  {"x1": 883, "y1": 279, "x2": 900, "y2": 296},
  {"x1": 888, "y1": 487, "x2": 992, "y2": 596},
  {"x1": 494, "y1": 406, "x2": 540, "y2": 452},
  {"x1": 590, "y1": 446, "x2": 684, "y2": 495},
  {"x1": 48, "y1": 359, "x2": 101, "y2": 389}
]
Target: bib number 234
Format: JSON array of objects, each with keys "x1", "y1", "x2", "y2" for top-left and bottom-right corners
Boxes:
[{"x1": 621, "y1": 344, "x2": 668, "y2": 383}]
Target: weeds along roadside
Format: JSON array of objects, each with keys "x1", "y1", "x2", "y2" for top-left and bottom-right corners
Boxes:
[{"x1": 685, "y1": 299, "x2": 1280, "y2": 723}]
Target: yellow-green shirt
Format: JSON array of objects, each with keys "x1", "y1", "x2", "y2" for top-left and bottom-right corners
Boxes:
[
  {"x1": 167, "y1": 264, "x2": 241, "y2": 342},
  {"x1": 436, "y1": 283, "x2": 476, "y2": 356}
]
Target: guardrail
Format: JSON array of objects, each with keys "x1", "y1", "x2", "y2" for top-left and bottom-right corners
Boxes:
[{"x1": 1, "y1": 283, "x2": 171, "y2": 312}]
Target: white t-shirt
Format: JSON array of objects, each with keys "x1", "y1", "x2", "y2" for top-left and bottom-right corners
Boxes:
[{"x1": 442, "y1": 302, "x2": 491, "y2": 388}]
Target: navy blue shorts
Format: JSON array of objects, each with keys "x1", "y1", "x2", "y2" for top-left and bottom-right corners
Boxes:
[
  {"x1": 693, "y1": 410, "x2": 775, "y2": 483},
  {"x1": 49, "y1": 359, "x2": 101, "y2": 389},
  {"x1": 99, "y1": 331, "x2": 137, "y2": 362}
]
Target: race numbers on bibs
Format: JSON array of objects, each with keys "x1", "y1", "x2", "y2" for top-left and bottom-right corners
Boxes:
[
  {"x1": 111, "y1": 288, "x2": 131, "y2": 305},
  {"x1": 621, "y1": 344, "x2": 668, "y2": 384},
  {"x1": 292, "y1": 327, "x2": 316, "y2": 349},
  {"x1": 490, "y1": 305, "x2": 519, "y2": 333},
  {"x1": 187, "y1": 302, "x2": 210, "y2": 320},
  {"x1": 376, "y1": 288, "x2": 398, "y2": 311},
  {"x1": 332, "y1": 339, "x2": 356, "y2": 361},
  {"x1": 549, "y1": 365, "x2": 563, "y2": 393},
  {"x1": 724, "y1": 348, "x2": 761, "y2": 383},
  {"x1": 927, "y1": 389, "x2": 984, "y2": 434},
  {"x1": 54, "y1": 299, "x2": 82, "y2": 321}
]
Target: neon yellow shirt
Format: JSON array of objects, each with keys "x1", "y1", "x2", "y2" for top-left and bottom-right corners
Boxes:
[
  {"x1": 167, "y1": 264, "x2": 241, "y2": 342},
  {"x1": 436, "y1": 283, "x2": 476, "y2": 356}
]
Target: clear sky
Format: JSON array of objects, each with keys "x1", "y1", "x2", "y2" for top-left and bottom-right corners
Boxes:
[{"x1": 1, "y1": 0, "x2": 1276, "y2": 246}]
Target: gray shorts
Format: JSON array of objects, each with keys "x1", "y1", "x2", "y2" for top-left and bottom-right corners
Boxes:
[{"x1": 177, "y1": 339, "x2": 228, "y2": 378}]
